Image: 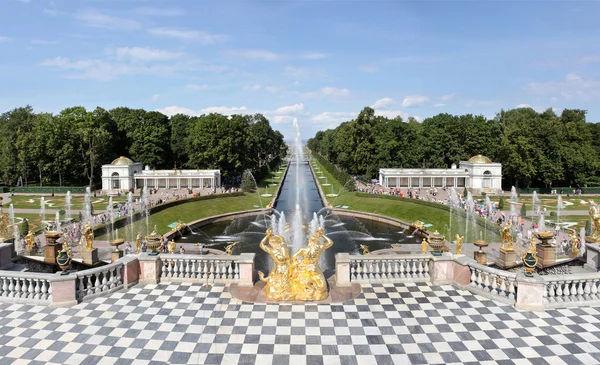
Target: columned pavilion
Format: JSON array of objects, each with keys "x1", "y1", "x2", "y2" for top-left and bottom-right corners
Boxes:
[{"x1": 379, "y1": 154, "x2": 502, "y2": 194}]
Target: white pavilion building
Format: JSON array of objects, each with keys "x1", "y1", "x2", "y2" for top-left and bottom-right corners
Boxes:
[
  {"x1": 379, "y1": 154, "x2": 502, "y2": 194},
  {"x1": 101, "y1": 157, "x2": 221, "y2": 193}
]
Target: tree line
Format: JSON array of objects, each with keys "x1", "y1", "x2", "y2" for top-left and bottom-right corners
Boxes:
[
  {"x1": 307, "y1": 107, "x2": 600, "y2": 188},
  {"x1": 0, "y1": 106, "x2": 288, "y2": 188}
]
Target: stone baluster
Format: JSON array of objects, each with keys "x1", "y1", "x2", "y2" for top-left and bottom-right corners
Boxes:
[
  {"x1": 592, "y1": 279, "x2": 599, "y2": 299},
  {"x1": 423, "y1": 260, "x2": 430, "y2": 279},
  {"x1": 470, "y1": 268, "x2": 477, "y2": 287},
  {"x1": 41, "y1": 280, "x2": 48, "y2": 300},
  {"x1": 234, "y1": 262, "x2": 240, "y2": 279}
]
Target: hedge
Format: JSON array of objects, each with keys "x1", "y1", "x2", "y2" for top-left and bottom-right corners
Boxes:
[
  {"x1": 9, "y1": 186, "x2": 89, "y2": 194},
  {"x1": 310, "y1": 151, "x2": 355, "y2": 191}
]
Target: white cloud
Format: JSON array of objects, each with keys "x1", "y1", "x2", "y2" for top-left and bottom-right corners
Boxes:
[
  {"x1": 272, "y1": 115, "x2": 294, "y2": 124},
  {"x1": 524, "y1": 73, "x2": 600, "y2": 101},
  {"x1": 265, "y1": 86, "x2": 278, "y2": 93},
  {"x1": 75, "y1": 10, "x2": 141, "y2": 30},
  {"x1": 275, "y1": 103, "x2": 304, "y2": 114},
  {"x1": 148, "y1": 27, "x2": 227, "y2": 44},
  {"x1": 371, "y1": 97, "x2": 395, "y2": 109},
  {"x1": 311, "y1": 111, "x2": 357, "y2": 126},
  {"x1": 0, "y1": 36, "x2": 11, "y2": 42},
  {"x1": 156, "y1": 105, "x2": 248, "y2": 116},
  {"x1": 134, "y1": 7, "x2": 183, "y2": 16},
  {"x1": 516, "y1": 103, "x2": 531, "y2": 108},
  {"x1": 301, "y1": 52, "x2": 329, "y2": 59},
  {"x1": 201, "y1": 106, "x2": 247, "y2": 114},
  {"x1": 401, "y1": 95, "x2": 429, "y2": 107},
  {"x1": 301, "y1": 87, "x2": 350, "y2": 99},
  {"x1": 374, "y1": 109, "x2": 414, "y2": 120},
  {"x1": 550, "y1": 97, "x2": 558, "y2": 102},
  {"x1": 186, "y1": 84, "x2": 208, "y2": 91},
  {"x1": 440, "y1": 94, "x2": 456, "y2": 101},
  {"x1": 115, "y1": 47, "x2": 185, "y2": 61},
  {"x1": 31, "y1": 39, "x2": 59, "y2": 45},
  {"x1": 156, "y1": 106, "x2": 197, "y2": 116},
  {"x1": 18, "y1": 0, "x2": 31, "y2": 3},
  {"x1": 362, "y1": 66, "x2": 378, "y2": 73},
  {"x1": 151, "y1": 94, "x2": 159, "y2": 102},
  {"x1": 243, "y1": 84, "x2": 262, "y2": 91},
  {"x1": 433, "y1": 103, "x2": 446, "y2": 108},
  {"x1": 285, "y1": 66, "x2": 311, "y2": 79},
  {"x1": 580, "y1": 55, "x2": 600, "y2": 63},
  {"x1": 226, "y1": 49, "x2": 282, "y2": 61}
]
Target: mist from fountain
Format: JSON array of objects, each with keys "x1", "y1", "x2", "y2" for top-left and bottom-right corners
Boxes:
[
  {"x1": 580, "y1": 227, "x2": 587, "y2": 256},
  {"x1": 107, "y1": 196, "x2": 114, "y2": 242},
  {"x1": 556, "y1": 195, "x2": 563, "y2": 226},
  {"x1": 127, "y1": 192, "x2": 133, "y2": 242},
  {"x1": 242, "y1": 169, "x2": 263, "y2": 208},
  {"x1": 40, "y1": 197, "x2": 46, "y2": 223},
  {"x1": 84, "y1": 187, "x2": 91, "y2": 224},
  {"x1": 8, "y1": 204, "x2": 14, "y2": 226},
  {"x1": 510, "y1": 186, "x2": 518, "y2": 224},
  {"x1": 142, "y1": 186, "x2": 150, "y2": 235},
  {"x1": 538, "y1": 213, "x2": 547, "y2": 232},
  {"x1": 55, "y1": 211, "x2": 61, "y2": 232},
  {"x1": 13, "y1": 225, "x2": 20, "y2": 254},
  {"x1": 65, "y1": 191, "x2": 72, "y2": 220}
]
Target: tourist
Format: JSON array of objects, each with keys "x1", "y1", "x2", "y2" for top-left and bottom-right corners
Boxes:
[{"x1": 180, "y1": 246, "x2": 185, "y2": 254}]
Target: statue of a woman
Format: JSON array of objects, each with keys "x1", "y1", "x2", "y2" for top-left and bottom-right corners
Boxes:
[
  {"x1": 455, "y1": 234, "x2": 464, "y2": 255},
  {"x1": 135, "y1": 233, "x2": 142, "y2": 254},
  {"x1": 83, "y1": 223, "x2": 94, "y2": 250}
]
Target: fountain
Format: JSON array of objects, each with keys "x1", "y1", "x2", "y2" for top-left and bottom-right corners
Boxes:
[
  {"x1": 142, "y1": 186, "x2": 150, "y2": 235},
  {"x1": 55, "y1": 211, "x2": 61, "y2": 232},
  {"x1": 127, "y1": 192, "x2": 133, "y2": 242},
  {"x1": 40, "y1": 196, "x2": 46, "y2": 223},
  {"x1": 510, "y1": 186, "x2": 518, "y2": 224},
  {"x1": 242, "y1": 169, "x2": 263, "y2": 207},
  {"x1": 65, "y1": 191, "x2": 72, "y2": 219},
  {"x1": 532, "y1": 191, "x2": 540, "y2": 221},
  {"x1": 556, "y1": 195, "x2": 563, "y2": 227},
  {"x1": 83, "y1": 187, "x2": 92, "y2": 224}
]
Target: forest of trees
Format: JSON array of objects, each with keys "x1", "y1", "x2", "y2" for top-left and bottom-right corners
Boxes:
[
  {"x1": 307, "y1": 107, "x2": 600, "y2": 189},
  {"x1": 0, "y1": 106, "x2": 288, "y2": 188}
]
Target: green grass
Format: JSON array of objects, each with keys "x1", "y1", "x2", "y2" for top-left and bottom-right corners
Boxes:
[
  {"x1": 481, "y1": 195, "x2": 600, "y2": 211},
  {"x1": 311, "y1": 159, "x2": 501, "y2": 243},
  {"x1": 96, "y1": 167, "x2": 286, "y2": 242},
  {"x1": 6, "y1": 195, "x2": 130, "y2": 211}
]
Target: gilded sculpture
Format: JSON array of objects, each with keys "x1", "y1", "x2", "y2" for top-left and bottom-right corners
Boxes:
[
  {"x1": 25, "y1": 230, "x2": 35, "y2": 253},
  {"x1": 259, "y1": 227, "x2": 333, "y2": 301},
  {"x1": 455, "y1": 234, "x2": 464, "y2": 255},
  {"x1": 568, "y1": 229, "x2": 581, "y2": 256},
  {"x1": 588, "y1": 203, "x2": 600, "y2": 242},
  {"x1": 83, "y1": 223, "x2": 94, "y2": 250},
  {"x1": 225, "y1": 241, "x2": 239, "y2": 255},
  {"x1": 421, "y1": 238, "x2": 428, "y2": 254},
  {"x1": 167, "y1": 240, "x2": 176, "y2": 254},
  {"x1": 360, "y1": 244, "x2": 370, "y2": 255},
  {"x1": 0, "y1": 214, "x2": 9, "y2": 242},
  {"x1": 135, "y1": 233, "x2": 142, "y2": 254},
  {"x1": 500, "y1": 221, "x2": 514, "y2": 251}
]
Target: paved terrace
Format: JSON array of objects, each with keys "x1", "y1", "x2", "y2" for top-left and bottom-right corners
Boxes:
[{"x1": 1, "y1": 282, "x2": 599, "y2": 365}]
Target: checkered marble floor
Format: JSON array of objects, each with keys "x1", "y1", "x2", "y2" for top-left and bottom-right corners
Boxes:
[{"x1": 1, "y1": 282, "x2": 600, "y2": 365}]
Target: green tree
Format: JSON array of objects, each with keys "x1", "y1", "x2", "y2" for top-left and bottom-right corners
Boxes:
[
  {"x1": 498, "y1": 196, "x2": 505, "y2": 210},
  {"x1": 520, "y1": 203, "x2": 527, "y2": 218},
  {"x1": 21, "y1": 218, "x2": 29, "y2": 236}
]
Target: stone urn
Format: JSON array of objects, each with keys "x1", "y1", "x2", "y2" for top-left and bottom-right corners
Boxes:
[
  {"x1": 44, "y1": 231, "x2": 63, "y2": 265},
  {"x1": 427, "y1": 230, "x2": 446, "y2": 256},
  {"x1": 56, "y1": 250, "x2": 71, "y2": 271},
  {"x1": 109, "y1": 238, "x2": 124, "y2": 252},
  {"x1": 534, "y1": 231, "x2": 555, "y2": 246},
  {"x1": 522, "y1": 250, "x2": 538, "y2": 277},
  {"x1": 473, "y1": 240, "x2": 489, "y2": 265}
]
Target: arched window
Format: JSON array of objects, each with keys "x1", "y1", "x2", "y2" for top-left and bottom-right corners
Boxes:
[
  {"x1": 111, "y1": 172, "x2": 120, "y2": 189},
  {"x1": 483, "y1": 170, "x2": 492, "y2": 188}
]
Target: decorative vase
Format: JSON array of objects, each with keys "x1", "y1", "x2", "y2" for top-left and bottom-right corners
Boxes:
[
  {"x1": 56, "y1": 251, "x2": 71, "y2": 271},
  {"x1": 523, "y1": 251, "x2": 537, "y2": 277},
  {"x1": 427, "y1": 231, "x2": 446, "y2": 256},
  {"x1": 473, "y1": 240, "x2": 489, "y2": 265}
]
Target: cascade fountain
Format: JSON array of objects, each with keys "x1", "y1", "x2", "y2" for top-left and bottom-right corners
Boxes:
[
  {"x1": 142, "y1": 186, "x2": 150, "y2": 235},
  {"x1": 510, "y1": 186, "x2": 518, "y2": 224},
  {"x1": 556, "y1": 195, "x2": 563, "y2": 226},
  {"x1": 127, "y1": 192, "x2": 133, "y2": 242},
  {"x1": 538, "y1": 212, "x2": 547, "y2": 232},
  {"x1": 84, "y1": 187, "x2": 91, "y2": 224},
  {"x1": 107, "y1": 196, "x2": 114, "y2": 243},
  {"x1": 532, "y1": 191, "x2": 540, "y2": 219},
  {"x1": 13, "y1": 225, "x2": 20, "y2": 254},
  {"x1": 55, "y1": 211, "x2": 61, "y2": 232},
  {"x1": 65, "y1": 191, "x2": 72, "y2": 220},
  {"x1": 8, "y1": 204, "x2": 14, "y2": 226},
  {"x1": 40, "y1": 197, "x2": 46, "y2": 223}
]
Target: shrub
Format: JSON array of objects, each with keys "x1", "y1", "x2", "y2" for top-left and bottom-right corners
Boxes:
[
  {"x1": 463, "y1": 187, "x2": 468, "y2": 198},
  {"x1": 549, "y1": 211, "x2": 556, "y2": 217},
  {"x1": 520, "y1": 204, "x2": 527, "y2": 217},
  {"x1": 498, "y1": 196, "x2": 505, "y2": 210},
  {"x1": 586, "y1": 219, "x2": 593, "y2": 236},
  {"x1": 21, "y1": 218, "x2": 29, "y2": 236},
  {"x1": 59, "y1": 209, "x2": 66, "y2": 218}
]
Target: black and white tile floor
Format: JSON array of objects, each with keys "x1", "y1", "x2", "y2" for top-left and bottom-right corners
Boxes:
[{"x1": 1, "y1": 282, "x2": 599, "y2": 365}]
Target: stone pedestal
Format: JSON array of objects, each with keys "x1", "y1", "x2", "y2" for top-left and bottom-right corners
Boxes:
[
  {"x1": 536, "y1": 244, "x2": 556, "y2": 269},
  {"x1": 474, "y1": 251, "x2": 487, "y2": 265},
  {"x1": 82, "y1": 248, "x2": 99, "y2": 266},
  {"x1": 44, "y1": 244, "x2": 60, "y2": 265},
  {"x1": 111, "y1": 250, "x2": 124, "y2": 263},
  {"x1": 497, "y1": 248, "x2": 517, "y2": 269},
  {"x1": 584, "y1": 243, "x2": 600, "y2": 272},
  {"x1": 515, "y1": 273, "x2": 545, "y2": 311}
]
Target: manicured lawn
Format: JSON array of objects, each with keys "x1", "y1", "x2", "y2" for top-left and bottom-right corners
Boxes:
[
  {"x1": 311, "y1": 159, "x2": 501, "y2": 243},
  {"x1": 6, "y1": 195, "x2": 130, "y2": 211},
  {"x1": 8, "y1": 213, "x2": 46, "y2": 234},
  {"x1": 481, "y1": 195, "x2": 600, "y2": 211}
]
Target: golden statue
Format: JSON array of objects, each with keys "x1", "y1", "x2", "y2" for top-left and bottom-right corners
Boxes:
[
  {"x1": 174, "y1": 220, "x2": 187, "y2": 233},
  {"x1": 59, "y1": 237, "x2": 72, "y2": 258},
  {"x1": 167, "y1": 240, "x2": 176, "y2": 254},
  {"x1": 25, "y1": 230, "x2": 35, "y2": 253},
  {"x1": 455, "y1": 234, "x2": 464, "y2": 255},
  {"x1": 258, "y1": 228, "x2": 293, "y2": 301},
  {"x1": 360, "y1": 244, "x2": 370, "y2": 255},
  {"x1": 500, "y1": 221, "x2": 514, "y2": 251},
  {"x1": 568, "y1": 229, "x2": 581, "y2": 256},
  {"x1": 411, "y1": 221, "x2": 425, "y2": 232},
  {"x1": 421, "y1": 238, "x2": 429, "y2": 254},
  {"x1": 135, "y1": 233, "x2": 142, "y2": 254},
  {"x1": 258, "y1": 227, "x2": 333, "y2": 301},
  {"x1": 225, "y1": 242, "x2": 239, "y2": 255},
  {"x1": 83, "y1": 223, "x2": 94, "y2": 250},
  {"x1": 289, "y1": 227, "x2": 333, "y2": 301},
  {"x1": 0, "y1": 214, "x2": 9, "y2": 242},
  {"x1": 588, "y1": 203, "x2": 600, "y2": 242}
]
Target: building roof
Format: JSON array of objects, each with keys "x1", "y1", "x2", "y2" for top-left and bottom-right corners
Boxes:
[
  {"x1": 467, "y1": 154, "x2": 492, "y2": 164},
  {"x1": 111, "y1": 156, "x2": 135, "y2": 166}
]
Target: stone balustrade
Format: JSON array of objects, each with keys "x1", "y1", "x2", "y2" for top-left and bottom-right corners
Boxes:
[
  {"x1": 0, "y1": 272, "x2": 53, "y2": 305},
  {"x1": 75, "y1": 261, "x2": 124, "y2": 302},
  {"x1": 543, "y1": 272, "x2": 600, "y2": 309},
  {"x1": 467, "y1": 261, "x2": 518, "y2": 304},
  {"x1": 160, "y1": 254, "x2": 240, "y2": 282},
  {"x1": 337, "y1": 253, "x2": 432, "y2": 284}
]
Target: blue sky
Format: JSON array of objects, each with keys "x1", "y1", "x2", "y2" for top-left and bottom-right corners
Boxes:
[{"x1": 1, "y1": 0, "x2": 599, "y2": 139}]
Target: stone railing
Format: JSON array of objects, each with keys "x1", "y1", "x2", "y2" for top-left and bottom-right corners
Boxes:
[
  {"x1": 75, "y1": 261, "x2": 124, "y2": 302},
  {"x1": 139, "y1": 252, "x2": 255, "y2": 287},
  {"x1": 0, "y1": 272, "x2": 53, "y2": 305},
  {"x1": 543, "y1": 272, "x2": 600, "y2": 309},
  {"x1": 160, "y1": 254, "x2": 240, "y2": 283},
  {"x1": 336, "y1": 253, "x2": 432, "y2": 284},
  {"x1": 467, "y1": 261, "x2": 518, "y2": 304}
]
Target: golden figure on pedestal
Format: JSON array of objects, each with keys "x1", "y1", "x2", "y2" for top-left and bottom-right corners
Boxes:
[
  {"x1": 167, "y1": 240, "x2": 176, "y2": 254},
  {"x1": 568, "y1": 229, "x2": 581, "y2": 256},
  {"x1": 259, "y1": 227, "x2": 333, "y2": 301},
  {"x1": 0, "y1": 214, "x2": 9, "y2": 242},
  {"x1": 83, "y1": 223, "x2": 94, "y2": 250},
  {"x1": 25, "y1": 230, "x2": 35, "y2": 252},
  {"x1": 588, "y1": 203, "x2": 600, "y2": 243},
  {"x1": 455, "y1": 234, "x2": 464, "y2": 255},
  {"x1": 421, "y1": 238, "x2": 429, "y2": 254},
  {"x1": 500, "y1": 221, "x2": 514, "y2": 251},
  {"x1": 135, "y1": 233, "x2": 142, "y2": 254},
  {"x1": 225, "y1": 241, "x2": 239, "y2": 255}
]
